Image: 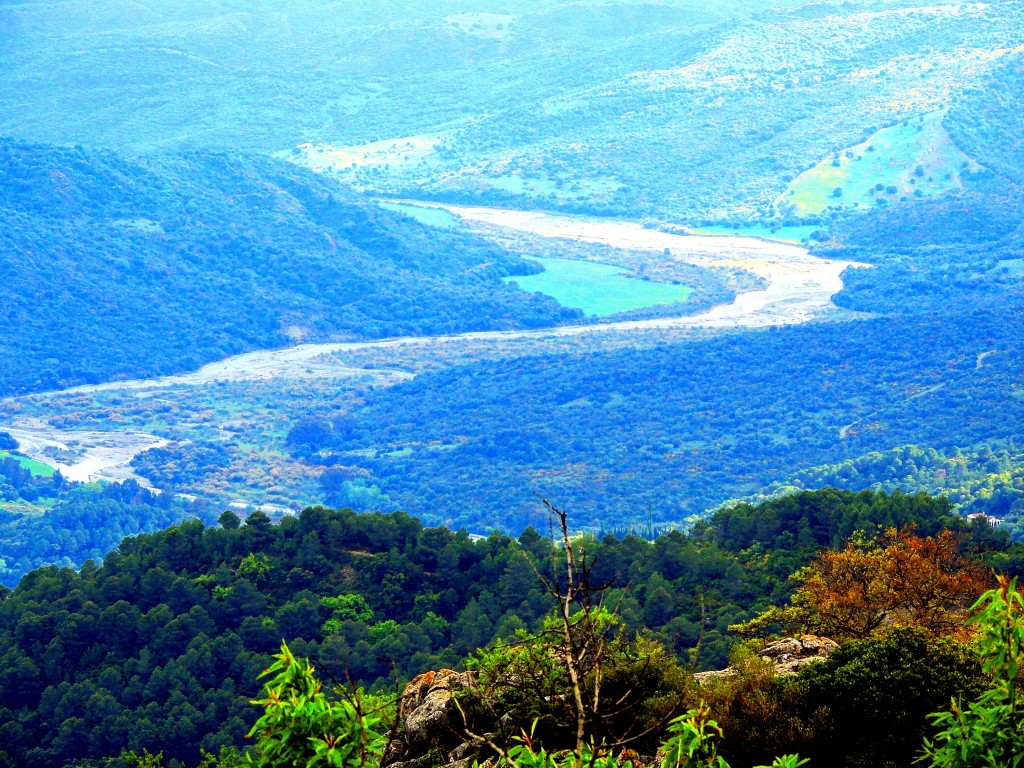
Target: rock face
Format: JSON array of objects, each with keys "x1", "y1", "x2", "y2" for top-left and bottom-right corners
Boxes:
[
  {"x1": 694, "y1": 635, "x2": 838, "y2": 683},
  {"x1": 383, "y1": 669, "x2": 479, "y2": 768},
  {"x1": 759, "y1": 635, "x2": 838, "y2": 675}
]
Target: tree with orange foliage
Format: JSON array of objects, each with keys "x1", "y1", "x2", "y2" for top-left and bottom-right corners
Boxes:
[{"x1": 733, "y1": 527, "x2": 993, "y2": 641}]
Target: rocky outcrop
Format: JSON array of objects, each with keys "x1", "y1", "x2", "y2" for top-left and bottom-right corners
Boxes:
[
  {"x1": 694, "y1": 635, "x2": 837, "y2": 683},
  {"x1": 760, "y1": 635, "x2": 837, "y2": 675},
  {"x1": 383, "y1": 669, "x2": 480, "y2": 768},
  {"x1": 387, "y1": 637, "x2": 838, "y2": 767}
]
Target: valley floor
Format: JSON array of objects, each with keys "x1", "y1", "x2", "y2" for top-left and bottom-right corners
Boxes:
[{"x1": 0, "y1": 205, "x2": 863, "y2": 505}]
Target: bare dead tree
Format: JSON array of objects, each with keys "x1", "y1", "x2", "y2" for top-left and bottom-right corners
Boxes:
[
  {"x1": 456, "y1": 498, "x2": 689, "y2": 768},
  {"x1": 527, "y1": 497, "x2": 684, "y2": 763}
]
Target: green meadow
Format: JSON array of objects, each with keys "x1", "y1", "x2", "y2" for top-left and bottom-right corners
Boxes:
[
  {"x1": 0, "y1": 451, "x2": 55, "y2": 477},
  {"x1": 777, "y1": 111, "x2": 977, "y2": 216},
  {"x1": 505, "y1": 257, "x2": 692, "y2": 316}
]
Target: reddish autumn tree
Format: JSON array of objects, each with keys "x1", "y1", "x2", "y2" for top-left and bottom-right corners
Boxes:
[{"x1": 734, "y1": 527, "x2": 993, "y2": 641}]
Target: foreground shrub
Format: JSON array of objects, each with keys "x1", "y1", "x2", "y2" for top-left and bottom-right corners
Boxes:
[
  {"x1": 245, "y1": 643, "x2": 385, "y2": 768},
  {"x1": 920, "y1": 576, "x2": 1024, "y2": 767},
  {"x1": 690, "y1": 630, "x2": 984, "y2": 768},
  {"x1": 798, "y1": 628, "x2": 985, "y2": 768},
  {"x1": 690, "y1": 650, "x2": 827, "y2": 768}
]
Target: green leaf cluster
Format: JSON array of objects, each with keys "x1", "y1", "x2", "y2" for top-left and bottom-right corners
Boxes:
[
  {"x1": 245, "y1": 643, "x2": 385, "y2": 768},
  {"x1": 921, "y1": 578, "x2": 1024, "y2": 767}
]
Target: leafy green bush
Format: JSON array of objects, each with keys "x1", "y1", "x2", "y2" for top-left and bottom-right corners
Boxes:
[
  {"x1": 798, "y1": 629, "x2": 985, "y2": 768},
  {"x1": 690, "y1": 649, "x2": 826, "y2": 767},
  {"x1": 686, "y1": 629, "x2": 985, "y2": 768},
  {"x1": 503, "y1": 704, "x2": 806, "y2": 768},
  {"x1": 921, "y1": 577, "x2": 1024, "y2": 767},
  {"x1": 244, "y1": 643, "x2": 385, "y2": 768}
]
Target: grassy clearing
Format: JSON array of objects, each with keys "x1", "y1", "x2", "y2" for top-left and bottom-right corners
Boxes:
[
  {"x1": 505, "y1": 257, "x2": 692, "y2": 316},
  {"x1": 0, "y1": 451, "x2": 56, "y2": 477},
  {"x1": 776, "y1": 111, "x2": 979, "y2": 216},
  {"x1": 993, "y1": 259, "x2": 1024, "y2": 278},
  {"x1": 282, "y1": 133, "x2": 443, "y2": 174},
  {"x1": 0, "y1": 499, "x2": 49, "y2": 516}
]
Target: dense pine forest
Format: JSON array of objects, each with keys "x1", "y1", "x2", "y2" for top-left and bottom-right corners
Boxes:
[{"x1": 0, "y1": 490, "x2": 1015, "y2": 767}]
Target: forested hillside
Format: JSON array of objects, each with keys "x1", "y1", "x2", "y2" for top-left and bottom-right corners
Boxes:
[
  {"x1": 758, "y1": 442, "x2": 1024, "y2": 536},
  {"x1": 0, "y1": 491, "x2": 1007, "y2": 766},
  {"x1": 0, "y1": 478, "x2": 210, "y2": 587},
  {"x1": 281, "y1": 303, "x2": 1023, "y2": 533},
  {"x1": 0, "y1": 141, "x2": 573, "y2": 395},
  {"x1": 945, "y1": 55, "x2": 1024, "y2": 186}
]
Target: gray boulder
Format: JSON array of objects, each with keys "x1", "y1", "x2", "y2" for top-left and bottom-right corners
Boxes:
[
  {"x1": 383, "y1": 669, "x2": 478, "y2": 768},
  {"x1": 694, "y1": 635, "x2": 838, "y2": 683}
]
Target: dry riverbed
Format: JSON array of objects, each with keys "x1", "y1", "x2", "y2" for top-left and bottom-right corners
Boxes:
[
  {"x1": 2, "y1": 205, "x2": 866, "y2": 496},
  {"x1": 3, "y1": 419, "x2": 168, "y2": 486}
]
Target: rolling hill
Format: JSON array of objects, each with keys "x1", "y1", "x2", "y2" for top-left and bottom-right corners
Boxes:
[{"x1": 0, "y1": 141, "x2": 574, "y2": 395}]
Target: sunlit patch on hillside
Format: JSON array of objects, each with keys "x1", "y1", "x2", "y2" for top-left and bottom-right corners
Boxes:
[
  {"x1": 775, "y1": 111, "x2": 981, "y2": 216},
  {"x1": 629, "y1": 4, "x2": 995, "y2": 93},
  {"x1": 445, "y1": 13, "x2": 515, "y2": 40},
  {"x1": 281, "y1": 133, "x2": 445, "y2": 174},
  {"x1": 993, "y1": 259, "x2": 1024, "y2": 278},
  {"x1": 111, "y1": 218, "x2": 165, "y2": 234},
  {"x1": 849, "y1": 45, "x2": 1024, "y2": 115}
]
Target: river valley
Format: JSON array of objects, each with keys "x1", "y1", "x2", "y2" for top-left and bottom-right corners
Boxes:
[{"x1": 2, "y1": 204, "x2": 865, "y2": 500}]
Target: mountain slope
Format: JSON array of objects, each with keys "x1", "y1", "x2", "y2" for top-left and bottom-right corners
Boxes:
[
  {"x1": 0, "y1": 491, "x2": 987, "y2": 766},
  {"x1": 0, "y1": 141, "x2": 573, "y2": 395},
  {"x1": 3, "y1": 1, "x2": 1022, "y2": 220}
]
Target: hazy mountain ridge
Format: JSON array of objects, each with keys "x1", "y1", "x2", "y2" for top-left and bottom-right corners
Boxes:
[{"x1": 4, "y1": 1, "x2": 1022, "y2": 219}]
